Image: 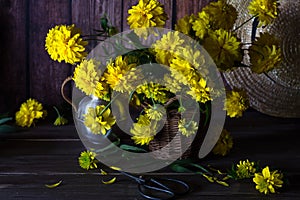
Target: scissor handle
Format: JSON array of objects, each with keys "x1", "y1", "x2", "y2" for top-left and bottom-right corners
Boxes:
[{"x1": 138, "y1": 178, "x2": 190, "y2": 200}]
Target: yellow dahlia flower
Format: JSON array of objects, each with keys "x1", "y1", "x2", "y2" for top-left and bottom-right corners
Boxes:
[
  {"x1": 187, "y1": 78, "x2": 211, "y2": 104},
  {"x1": 104, "y1": 56, "x2": 137, "y2": 90},
  {"x1": 204, "y1": 29, "x2": 242, "y2": 71},
  {"x1": 192, "y1": 11, "x2": 211, "y2": 40},
  {"x1": 15, "y1": 98, "x2": 46, "y2": 127},
  {"x1": 84, "y1": 105, "x2": 116, "y2": 135},
  {"x1": 45, "y1": 24, "x2": 87, "y2": 64},
  {"x1": 130, "y1": 114, "x2": 157, "y2": 145},
  {"x1": 178, "y1": 46, "x2": 207, "y2": 73},
  {"x1": 253, "y1": 166, "x2": 283, "y2": 194},
  {"x1": 78, "y1": 150, "x2": 98, "y2": 170},
  {"x1": 224, "y1": 88, "x2": 249, "y2": 118},
  {"x1": 152, "y1": 31, "x2": 185, "y2": 65},
  {"x1": 236, "y1": 159, "x2": 257, "y2": 179},
  {"x1": 212, "y1": 129, "x2": 233, "y2": 156},
  {"x1": 248, "y1": 0, "x2": 279, "y2": 27},
  {"x1": 145, "y1": 105, "x2": 165, "y2": 121},
  {"x1": 127, "y1": 0, "x2": 168, "y2": 30},
  {"x1": 249, "y1": 32, "x2": 282, "y2": 74},
  {"x1": 175, "y1": 14, "x2": 196, "y2": 35},
  {"x1": 136, "y1": 82, "x2": 168, "y2": 104},
  {"x1": 113, "y1": 68, "x2": 144, "y2": 93},
  {"x1": 178, "y1": 118, "x2": 198, "y2": 137},
  {"x1": 170, "y1": 57, "x2": 197, "y2": 85},
  {"x1": 73, "y1": 59, "x2": 108, "y2": 100},
  {"x1": 202, "y1": 0, "x2": 237, "y2": 30}
]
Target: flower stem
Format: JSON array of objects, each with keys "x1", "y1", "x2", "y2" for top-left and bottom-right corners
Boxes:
[
  {"x1": 53, "y1": 106, "x2": 61, "y2": 117},
  {"x1": 98, "y1": 93, "x2": 121, "y2": 117},
  {"x1": 147, "y1": 84, "x2": 156, "y2": 106},
  {"x1": 187, "y1": 110, "x2": 197, "y2": 127},
  {"x1": 233, "y1": 15, "x2": 258, "y2": 32}
]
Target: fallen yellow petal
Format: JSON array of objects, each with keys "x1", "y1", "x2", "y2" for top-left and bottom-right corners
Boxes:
[
  {"x1": 202, "y1": 174, "x2": 214, "y2": 183},
  {"x1": 216, "y1": 180, "x2": 229, "y2": 187},
  {"x1": 100, "y1": 169, "x2": 108, "y2": 175},
  {"x1": 110, "y1": 166, "x2": 121, "y2": 171},
  {"x1": 102, "y1": 177, "x2": 117, "y2": 184},
  {"x1": 45, "y1": 180, "x2": 62, "y2": 188}
]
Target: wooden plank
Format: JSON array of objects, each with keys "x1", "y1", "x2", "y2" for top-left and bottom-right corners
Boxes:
[
  {"x1": 29, "y1": 0, "x2": 72, "y2": 109},
  {"x1": 158, "y1": 0, "x2": 173, "y2": 29},
  {"x1": 175, "y1": 0, "x2": 211, "y2": 22},
  {"x1": 0, "y1": 0, "x2": 27, "y2": 113},
  {"x1": 0, "y1": 174, "x2": 299, "y2": 199},
  {"x1": 0, "y1": 111, "x2": 300, "y2": 199},
  {"x1": 72, "y1": 0, "x2": 123, "y2": 50},
  {"x1": 0, "y1": 124, "x2": 78, "y2": 140}
]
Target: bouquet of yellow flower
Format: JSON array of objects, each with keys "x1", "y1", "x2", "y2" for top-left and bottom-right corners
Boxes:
[
  {"x1": 45, "y1": 0, "x2": 281, "y2": 157},
  {"x1": 44, "y1": 0, "x2": 285, "y2": 195}
]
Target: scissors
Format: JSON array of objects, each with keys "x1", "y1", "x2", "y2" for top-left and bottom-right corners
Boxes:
[{"x1": 118, "y1": 170, "x2": 190, "y2": 200}]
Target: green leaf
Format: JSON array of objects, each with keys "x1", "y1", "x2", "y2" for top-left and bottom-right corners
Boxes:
[
  {"x1": 45, "y1": 180, "x2": 62, "y2": 188},
  {"x1": 0, "y1": 117, "x2": 12, "y2": 125},
  {"x1": 172, "y1": 158, "x2": 194, "y2": 165},
  {"x1": 187, "y1": 163, "x2": 211, "y2": 175},
  {"x1": 100, "y1": 16, "x2": 108, "y2": 31},
  {"x1": 170, "y1": 164, "x2": 194, "y2": 173},
  {"x1": 120, "y1": 144, "x2": 147, "y2": 153},
  {"x1": 0, "y1": 124, "x2": 16, "y2": 133}
]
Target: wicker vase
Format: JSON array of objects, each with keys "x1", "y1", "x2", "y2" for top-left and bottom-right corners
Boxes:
[{"x1": 148, "y1": 104, "x2": 210, "y2": 160}]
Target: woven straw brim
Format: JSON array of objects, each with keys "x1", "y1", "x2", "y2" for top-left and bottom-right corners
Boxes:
[{"x1": 223, "y1": 0, "x2": 300, "y2": 118}]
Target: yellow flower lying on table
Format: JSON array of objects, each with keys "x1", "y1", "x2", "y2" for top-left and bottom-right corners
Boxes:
[
  {"x1": 53, "y1": 106, "x2": 68, "y2": 126},
  {"x1": 15, "y1": 98, "x2": 47, "y2": 127},
  {"x1": 78, "y1": 150, "x2": 98, "y2": 170},
  {"x1": 253, "y1": 166, "x2": 284, "y2": 194},
  {"x1": 236, "y1": 159, "x2": 257, "y2": 179}
]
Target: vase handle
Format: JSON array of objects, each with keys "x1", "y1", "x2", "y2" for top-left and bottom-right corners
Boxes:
[
  {"x1": 164, "y1": 95, "x2": 180, "y2": 107},
  {"x1": 61, "y1": 76, "x2": 77, "y2": 112}
]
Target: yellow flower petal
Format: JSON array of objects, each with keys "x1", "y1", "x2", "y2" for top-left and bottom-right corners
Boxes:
[
  {"x1": 102, "y1": 177, "x2": 117, "y2": 184},
  {"x1": 262, "y1": 166, "x2": 271, "y2": 178},
  {"x1": 100, "y1": 169, "x2": 108, "y2": 175},
  {"x1": 216, "y1": 180, "x2": 229, "y2": 187},
  {"x1": 110, "y1": 166, "x2": 121, "y2": 171},
  {"x1": 45, "y1": 180, "x2": 63, "y2": 188}
]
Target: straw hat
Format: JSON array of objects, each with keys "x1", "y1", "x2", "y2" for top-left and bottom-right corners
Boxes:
[{"x1": 223, "y1": 0, "x2": 300, "y2": 118}]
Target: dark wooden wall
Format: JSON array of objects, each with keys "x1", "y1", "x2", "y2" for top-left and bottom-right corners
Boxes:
[{"x1": 0, "y1": 0, "x2": 211, "y2": 113}]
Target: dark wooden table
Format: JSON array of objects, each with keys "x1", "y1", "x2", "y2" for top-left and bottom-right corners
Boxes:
[{"x1": 1, "y1": 110, "x2": 299, "y2": 200}]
